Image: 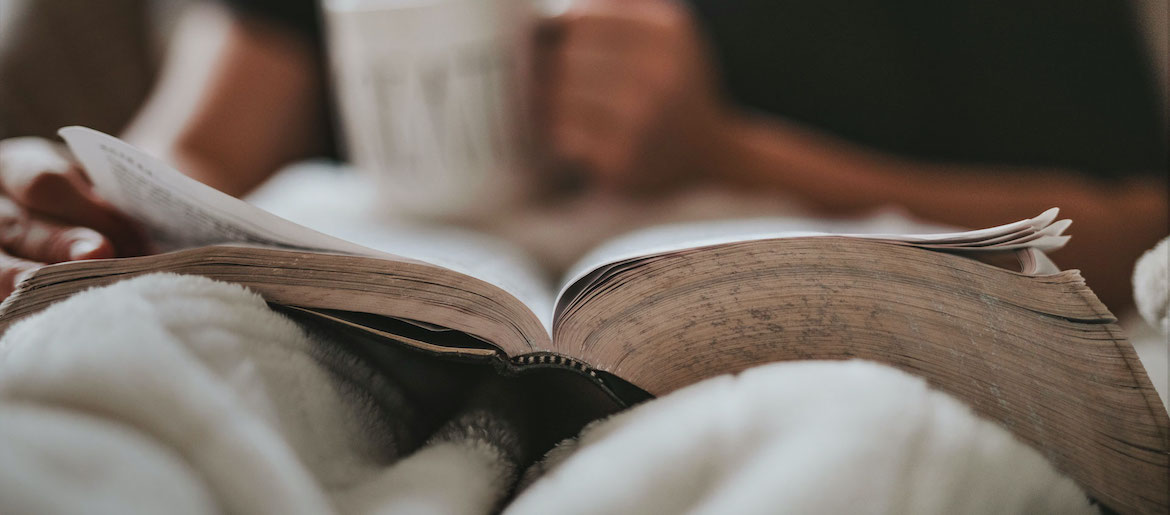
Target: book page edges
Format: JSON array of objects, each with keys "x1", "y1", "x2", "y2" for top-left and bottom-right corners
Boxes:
[{"x1": 0, "y1": 247, "x2": 551, "y2": 355}]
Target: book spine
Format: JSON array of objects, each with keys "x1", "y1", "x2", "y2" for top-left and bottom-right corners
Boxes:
[{"x1": 510, "y1": 352, "x2": 600, "y2": 380}]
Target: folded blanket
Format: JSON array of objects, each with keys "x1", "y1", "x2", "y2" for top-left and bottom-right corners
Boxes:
[{"x1": 0, "y1": 274, "x2": 1093, "y2": 514}]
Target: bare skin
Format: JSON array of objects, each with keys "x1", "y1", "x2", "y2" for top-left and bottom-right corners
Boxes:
[{"x1": 0, "y1": 0, "x2": 1163, "y2": 310}]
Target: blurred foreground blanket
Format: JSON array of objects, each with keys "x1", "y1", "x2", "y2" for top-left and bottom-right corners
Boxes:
[
  {"x1": 1134, "y1": 237, "x2": 1169, "y2": 335},
  {"x1": 0, "y1": 274, "x2": 1093, "y2": 514}
]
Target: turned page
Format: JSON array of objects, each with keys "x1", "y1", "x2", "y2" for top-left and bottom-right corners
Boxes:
[
  {"x1": 59, "y1": 127, "x2": 556, "y2": 330},
  {"x1": 61, "y1": 127, "x2": 376, "y2": 254}
]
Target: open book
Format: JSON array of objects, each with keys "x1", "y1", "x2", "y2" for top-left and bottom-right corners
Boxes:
[{"x1": 1, "y1": 127, "x2": 1166, "y2": 512}]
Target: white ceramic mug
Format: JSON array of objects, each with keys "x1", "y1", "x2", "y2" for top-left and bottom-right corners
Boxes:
[{"x1": 323, "y1": 0, "x2": 536, "y2": 219}]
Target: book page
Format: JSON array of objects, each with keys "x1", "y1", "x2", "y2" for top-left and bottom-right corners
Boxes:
[
  {"x1": 319, "y1": 223, "x2": 554, "y2": 331},
  {"x1": 246, "y1": 168, "x2": 556, "y2": 330},
  {"x1": 60, "y1": 127, "x2": 374, "y2": 255},
  {"x1": 61, "y1": 127, "x2": 555, "y2": 329},
  {"x1": 556, "y1": 211, "x2": 1070, "y2": 314}
]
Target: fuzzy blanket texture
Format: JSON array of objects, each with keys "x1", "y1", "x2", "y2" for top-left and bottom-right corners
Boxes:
[
  {"x1": 0, "y1": 273, "x2": 1099, "y2": 514},
  {"x1": 1134, "y1": 237, "x2": 1169, "y2": 335}
]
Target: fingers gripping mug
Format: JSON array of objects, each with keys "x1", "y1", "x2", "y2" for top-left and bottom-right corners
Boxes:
[{"x1": 323, "y1": 0, "x2": 536, "y2": 219}]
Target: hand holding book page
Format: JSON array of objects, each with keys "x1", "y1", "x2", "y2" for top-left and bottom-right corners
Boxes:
[
  {"x1": 59, "y1": 128, "x2": 374, "y2": 256},
  {"x1": 58, "y1": 127, "x2": 556, "y2": 328}
]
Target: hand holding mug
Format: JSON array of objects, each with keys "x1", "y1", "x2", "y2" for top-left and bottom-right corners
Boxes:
[{"x1": 539, "y1": 0, "x2": 729, "y2": 193}]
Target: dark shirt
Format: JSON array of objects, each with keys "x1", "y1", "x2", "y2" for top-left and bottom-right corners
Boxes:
[{"x1": 225, "y1": 0, "x2": 1164, "y2": 178}]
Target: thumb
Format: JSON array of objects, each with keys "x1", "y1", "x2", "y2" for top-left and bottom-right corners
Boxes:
[
  {"x1": 51, "y1": 226, "x2": 117, "y2": 262},
  {"x1": 0, "y1": 202, "x2": 116, "y2": 264}
]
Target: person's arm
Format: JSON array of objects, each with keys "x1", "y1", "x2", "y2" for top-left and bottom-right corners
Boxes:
[
  {"x1": 711, "y1": 112, "x2": 1167, "y2": 309},
  {"x1": 123, "y1": 2, "x2": 329, "y2": 196}
]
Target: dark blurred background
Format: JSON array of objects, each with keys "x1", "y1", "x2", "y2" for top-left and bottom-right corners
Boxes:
[{"x1": 2, "y1": 0, "x2": 1165, "y2": 159}]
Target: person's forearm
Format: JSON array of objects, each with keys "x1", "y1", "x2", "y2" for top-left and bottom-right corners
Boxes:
[
  {"x1": 123, "y1": 4, "x2": 328, "y2": 197},
  {"x1": 121, "y1": 2, "x2": 232, "y2": 157},
  {"x1": 171, "y1": 14, "x2": 329, "y2": 197},
  {"x1": 712, "y1": 113, "x2": 1168, "y2": 310}
]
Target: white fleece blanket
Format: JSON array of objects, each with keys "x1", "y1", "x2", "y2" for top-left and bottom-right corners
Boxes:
[
  {"x1": 1134, "y1": 237, "x2": 1169, "y2": 335},
  {"x1": 0, "y1": 273, "x2": 1095, "y2": 514}
]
